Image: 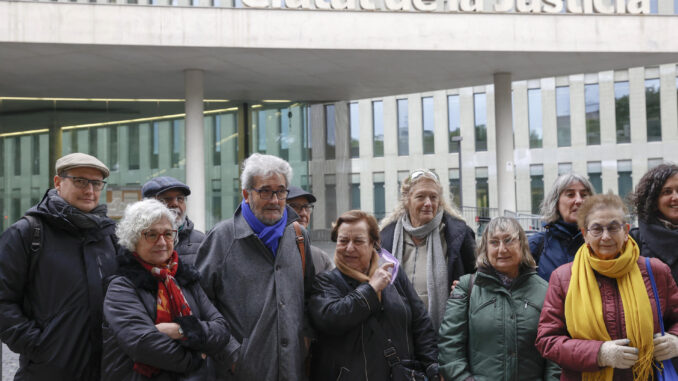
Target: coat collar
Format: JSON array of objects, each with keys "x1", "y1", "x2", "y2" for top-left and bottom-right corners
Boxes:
[{"x1": 115, "y1": 250, "x2": 200, "y2": 292}]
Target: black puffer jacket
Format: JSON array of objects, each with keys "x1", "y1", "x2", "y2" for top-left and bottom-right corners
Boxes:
[
  {"x1": 309, "y1": 268, "x2": 438, "y2": 381},
  {"x1": 175, "y1": 217, "x2": 205, "y2": 265},
  {"x1": 380, "y1": 212, "x2": 476, "y2": 291},
  {"x1": 102, "y1": 252, "x2": 230, "y2": 381},
  {"x1": 630, "y1": 218, "x2": 678, "y2": 284},
  {"x1": 0, "y1": 189, "x2": 119, "y2": 381}
]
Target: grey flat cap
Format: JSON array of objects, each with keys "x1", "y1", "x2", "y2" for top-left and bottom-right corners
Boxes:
[{"x1": 55, "y1": 153, "x2": 110, "y2": 178}]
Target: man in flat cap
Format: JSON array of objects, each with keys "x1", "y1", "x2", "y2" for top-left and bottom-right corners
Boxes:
[
  {"x1": 142, "y1": 176, "x2": 205, "y2": 264},
  {"x1": 286, "y1": 186, "x2": 334, "y2": 274},
  {"x1": 0, "y1": 152, "x2": 120, "y2": 381}
]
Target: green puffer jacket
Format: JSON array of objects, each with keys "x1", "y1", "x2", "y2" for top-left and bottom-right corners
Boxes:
[{"x1": 438, "y1": 268, "x2": 560, "y2": 381}]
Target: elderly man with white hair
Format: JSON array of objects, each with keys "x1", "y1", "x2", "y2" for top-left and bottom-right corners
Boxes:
[{"x1": 196, "y1": 153, "x2": 315, "y2": 381}]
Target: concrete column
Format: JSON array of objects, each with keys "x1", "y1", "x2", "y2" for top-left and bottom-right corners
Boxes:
[
  {"x1": 184, "y1": 69, "x2": 205, "y2": 232},
  {"x1": 494, "y1": 72, "x2": 516, "y2": 214}
]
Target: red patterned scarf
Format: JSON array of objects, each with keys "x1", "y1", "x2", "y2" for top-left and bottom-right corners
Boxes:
[{"x1": 132, "y1": 251, "x2": 192, "y2": 377}]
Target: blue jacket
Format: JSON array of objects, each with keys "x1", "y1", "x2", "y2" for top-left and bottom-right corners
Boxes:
[{"x1": 528, "y1": 220, "x2": 583, "y2": 282}]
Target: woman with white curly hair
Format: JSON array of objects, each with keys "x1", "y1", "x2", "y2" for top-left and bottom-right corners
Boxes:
[
  {"x1": 102, "y1": 199, "x2": 230, "y2": 381},
  {"x1": 379, "y1": 169, "x2": 476, "y2": 330}
]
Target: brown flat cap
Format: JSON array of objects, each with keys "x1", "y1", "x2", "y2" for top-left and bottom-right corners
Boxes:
[{"x1": 55, "y1": 153, "x2": 110, "y2": 178}]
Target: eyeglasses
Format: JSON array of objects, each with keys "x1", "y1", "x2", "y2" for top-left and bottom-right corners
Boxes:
[
  {"x1": 288, "y1": 203, "x2": 314, "y2": 212},
  {"x1": 251, "y1": 188, "x2": 288, "y2": 200},
  {"x1": 488, "y1": 236, "x2": 519, "y2": 248},
  {"x1": 408, "y1": 169, "x2": 439, "y2": 182},
  {"x1": 158, "y1": 195, "x2": 186, "y2": 204},
  {"x1": 587, "y1": 223, "x2": 623, "y2": 237},
  {"x1": 60, "y1": 175, "x2": 107, "y2": 191},
  {"x1": 142, "y1": 230, "x2": 177, "y2": 243}
]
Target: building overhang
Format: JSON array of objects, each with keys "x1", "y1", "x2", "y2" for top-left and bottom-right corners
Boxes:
[{"x1": 1, "y1": 1, "x2": 678, "y2": 101}]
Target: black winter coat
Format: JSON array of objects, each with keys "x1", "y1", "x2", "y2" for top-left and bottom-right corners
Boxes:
[
  {"x1": 380, "y1": 212, "x2": 476, "y2": 290},
  {"x1": 102, "y1": 253, "x2": 230, "y2": 381},
  {"x1": 175, "y1": 217, "x2": 205, "y2": 265},
  {"x1": 309, "y1": 268, "x2": 438, "y2": 381},
  {"x1": 0, "y1": 189, "x2": 119, "y2": 381}
]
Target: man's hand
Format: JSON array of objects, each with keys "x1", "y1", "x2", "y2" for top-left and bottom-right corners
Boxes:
[{"x1": 155, "y1": 322, "x2": 183, "y2": 340}]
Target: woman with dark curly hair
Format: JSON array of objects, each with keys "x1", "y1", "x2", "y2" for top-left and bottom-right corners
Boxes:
[{"x1": 629, "y1": 163, "x2": 678, "y2": 283}]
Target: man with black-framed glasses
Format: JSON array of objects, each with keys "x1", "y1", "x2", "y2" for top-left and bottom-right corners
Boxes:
[
  {"x1": 287, "y1": 185, "x2": 335, "y2": 274},
  {"x1": 142, "y1": 176, "x2": 205, "y2": 265},
  {"x1": 0, "y1": 152, "x2": 120, "y2": 381},
  {"x1": 196, "y1": 153, "x2": 315, "y2": 381}
]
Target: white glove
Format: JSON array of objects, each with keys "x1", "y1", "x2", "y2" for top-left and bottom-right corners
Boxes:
[
  {"x1": 654, "y1": 333, "x2": 678, "y2": 361},
  {"x1": 597, "y1": 339, "x2": 639, "y2": 369}
]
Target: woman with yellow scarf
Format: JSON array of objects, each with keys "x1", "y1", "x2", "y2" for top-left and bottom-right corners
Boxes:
[{"x1": 536, "y1": 194, "x2": 678, "y2": 381}]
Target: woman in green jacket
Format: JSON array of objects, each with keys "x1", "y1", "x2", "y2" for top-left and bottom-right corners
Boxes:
[{"x1": 438, "y1": 217, "x2": 560, "y2": 381}]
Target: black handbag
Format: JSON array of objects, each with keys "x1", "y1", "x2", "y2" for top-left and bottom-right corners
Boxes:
[{"x1": 367, "y1": 317, "x2": 428, "y2": 381}]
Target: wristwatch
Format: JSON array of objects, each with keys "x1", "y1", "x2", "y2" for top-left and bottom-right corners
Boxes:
[{"x1": 178, "y1": 325, "x2": 184, "y2": 337}]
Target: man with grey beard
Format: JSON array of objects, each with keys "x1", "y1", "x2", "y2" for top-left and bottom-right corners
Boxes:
[
  {"x1": 142, "y1": 176, "x2": 205, "y2": 265},
  {"x1": 196, "y1": 153, "x2": 315, "y2": 381}
]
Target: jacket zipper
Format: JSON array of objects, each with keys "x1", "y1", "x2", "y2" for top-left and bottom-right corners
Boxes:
[{"x1": 361, "y1": 324, "x2": 369, "y2": 380}]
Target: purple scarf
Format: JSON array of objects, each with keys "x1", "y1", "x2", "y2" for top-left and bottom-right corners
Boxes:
[{"x1": 241, "y1": 199, "x2": 288, "y2": 257}]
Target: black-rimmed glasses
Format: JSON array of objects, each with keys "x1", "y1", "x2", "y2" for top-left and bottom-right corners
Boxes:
[
  {"x1": 587, "y1": 223, "x2": 623, "y2": 237},
  {"x1": 251, "y1": 188, "x2": 289, "y2": 200},
  {"x1": 60, "y1": 175, "x2": 107, "y2": 191}
]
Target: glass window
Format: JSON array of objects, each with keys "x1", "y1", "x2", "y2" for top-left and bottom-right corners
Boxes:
[
  {"x1": 350, "y1": 173, "x2": 361, "y2": 210},
  {"x1": 32, "y1": 134, "x2": 40, "y2": 175},
  {"x1": 556, "y1": 86, "x2": 571, "y2": 147},
  {"x1": 648, "y1": 158, "x2": 663, "y2": 169},
  {"x1": 618, "y1": 160, "x2": 633, "y2": 200},
  {"x1": 88, "y1": 127, "x2": 98, "y2": 157},
  {"x1": 109, "y1": 126, "x2": 119, "y2": 172},
  {"x1": 397, "y1": 99, "x2": 409, "y2": 156},
  {"x1": 128, "y1": 125, "x2": 140, "y2": 170},
  {"x1": 585, "y1": 84, "x2": 601, "y2": 145},
  {"x1": 587, "y1": 161, "x2": 603, "y2": 194},
  {"x1": 530, "y1": 164, "x2": 544, "y2": 214},
  {"x1": 474, "y1": 93, "x2": 487, "y2": 152},
  {"x1": 14, "y1": 137, "x2": 21, "y2": 176},
  {"x1": 475, "y1": 167, "x2": 489, "y2": 209},
  {"x1": 422, "y1": 97, "x2": 435, "y2": 154},
  {"x1": 373, "y1": 172, "x2": 386, "y2": 220},
  {"x1": 325, "y1": 174, "x2": 337, "y2": 228},
  {"x1": 373, "y1": 101, "x2": 384, "y2": 157},
  {"x1": 449, "y1": 168, "x2": 461, "y2": 209},
  {"x1": 325, "y1": 104, "x2": 336, "y2": 159},
  {"x1": 646, "y1": 78, "x2": 661, "y2": 142},
  {"x1": 558, "y1": 162, "x2": 572, "y2": 175},
  {"x1": 151, "y1": 122, "x2": 160, "y2": 169},
  {"x1": 0, "y1": 138, "x2": 4, "y2": 178},
  {"x1": 614, "y1": 81, "x2": 631, "y2": 143},
  {"x1": 212, "y1": 117, "x2": 222, "y2": 166},
  {"x1": 349, "y1": 102, "x2": 359, "y2": 158},
  {"x1": 171, "y1": 120, "x2": 182, "y2": 168},
  {"x1": 448, "y1": 95, "x2": 461, "y2": 153},
  {"x1": 528, "y1": 89, "x2": 543, "y2": 148}
]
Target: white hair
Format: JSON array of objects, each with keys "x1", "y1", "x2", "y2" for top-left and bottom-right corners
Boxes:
[
  {"x1": 116, "y1": 199, "x2": 177, "y2": 252},
  {"x1": 240, "y1": 153, "x2": 293, "y2": 190}
]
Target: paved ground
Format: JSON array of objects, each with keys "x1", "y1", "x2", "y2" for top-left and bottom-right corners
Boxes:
[
  {"x1": 0, "y1": 241, "x2": 336, "y2": 381},
  {"x1": 2, "y1": 343, "x2": 19, "y2": 381}
]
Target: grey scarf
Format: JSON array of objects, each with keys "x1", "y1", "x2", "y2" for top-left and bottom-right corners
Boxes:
[{"x1": 391, "y1": 211, "x2": 447, "y2": 330}]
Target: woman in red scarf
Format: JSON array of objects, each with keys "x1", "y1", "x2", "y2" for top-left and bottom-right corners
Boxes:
[{"x1": 102, "y1": 199, "x2": 230, "y2": 381}]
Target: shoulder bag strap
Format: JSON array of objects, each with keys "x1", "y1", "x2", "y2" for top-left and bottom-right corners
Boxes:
[
  {"x1": 293, "y1": 222, "x2": 306, "y2": 275},
  {"x1": 646, "y1": 257, "x2": 666, "y2": 334},
  {"x1": 367, "y1": 315, "x2": 402, "y2": 368}
]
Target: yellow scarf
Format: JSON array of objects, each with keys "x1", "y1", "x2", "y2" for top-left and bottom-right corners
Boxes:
[
  {"x1": 335, "y1": 250, "x2": 381, "y2": 300},
  {"x1": 565, "y1": 237, "x2": 654, "y2": 381}
]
